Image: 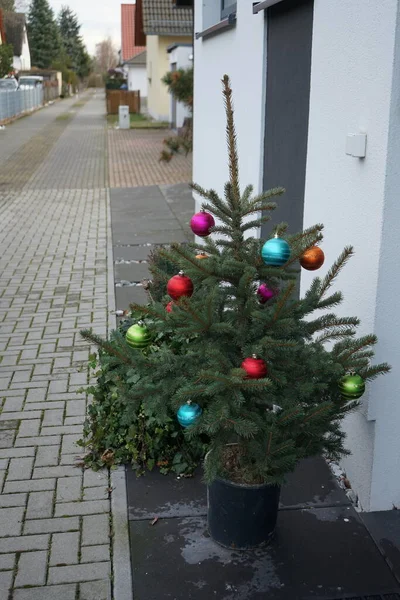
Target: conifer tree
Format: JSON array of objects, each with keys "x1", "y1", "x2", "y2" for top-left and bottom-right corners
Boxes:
[
  {"x1": 58, "y1": 6, "x2": 90, "y2": 78},
  {"x1": 83, "y1": 76, "x2": 389, "y2": 485},
  {"x1": 27, "y1": 0, "x2": 61, "y2": 69}
]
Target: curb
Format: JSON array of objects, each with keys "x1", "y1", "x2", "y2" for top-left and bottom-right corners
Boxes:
[{"x1": 106, "y1": 188, "x2": 134, "y2": 599}]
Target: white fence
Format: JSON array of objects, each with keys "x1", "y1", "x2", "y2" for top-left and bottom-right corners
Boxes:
[{"x1": 0, "y1": 88, "x2": 44, "y2": 122}]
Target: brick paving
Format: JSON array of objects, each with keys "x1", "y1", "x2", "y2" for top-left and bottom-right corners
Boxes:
[
  {"x1": 0, "y1": 94, "x2": 112, "y2": 599},
  {"x1": 0, "y1": 90, "x2": 193, "y2": 599},
  {"x1": 107, "y1": 128, "x2": 192, "y2": 187}
]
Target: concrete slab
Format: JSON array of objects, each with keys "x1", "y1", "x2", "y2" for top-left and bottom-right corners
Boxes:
[
  {"x1": 115, "y1": 263, "x2": 150, "y2": 282},
  {"x1": 361, "y1": 510, "x2": 400, "y2": 582},
  {"x1": 129, "y1": 508, "x2": 399, "y2": 600},
  {"x1": 115, "y1": 286, "x2": 148, "y2": 310},
  {"x1": 113, "y1": 245, "x2": 159, "y2": 261},
  {"x1": 113, "y1": 230, "x2": 189, "y2": 246},
  {"x1": 126, "y1": 458, "x2": 349, "y2": 522}
]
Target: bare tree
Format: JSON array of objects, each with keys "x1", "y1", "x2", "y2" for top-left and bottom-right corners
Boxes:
[
  {"x1": 94, "y1": 37, "x2": 118, "y2": 74},
  {"x1": 15, "y1": 0, "x2": 28, "y2": 11}
]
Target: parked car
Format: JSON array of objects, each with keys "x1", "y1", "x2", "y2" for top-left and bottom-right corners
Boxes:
[
  {"x1": 0, "y1": 78, "x2": 19, "y2": 92},
  {"x1": 18, "y1": 76, "x2": 43, "y2": 90}
]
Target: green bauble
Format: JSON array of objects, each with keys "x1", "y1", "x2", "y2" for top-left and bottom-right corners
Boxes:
[
  {"x1": 126, "y1": 322, "x2": 152, "y2": 349},
  {"x1": 339, "y1": 373, "x2": 365, "y2": 400}
]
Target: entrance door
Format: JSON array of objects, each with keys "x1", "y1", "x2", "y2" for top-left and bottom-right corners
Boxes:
[{"x1": 262, "y1": 0, "x2": 314, "y2": 237}]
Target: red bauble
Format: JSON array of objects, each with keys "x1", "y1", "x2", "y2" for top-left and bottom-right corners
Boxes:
[
  {"x1": 300, "y1": 246, "x2": 325, "y2": 271},
  {"x1": 166, "y1": 301, "x2": 174, "y2": 313},
  {"x1": 241, "y1": 355, "x2": 268, "y2": 379},
  {"x1": 167, "y1": 271, "x2": 194, "y2": 300}
]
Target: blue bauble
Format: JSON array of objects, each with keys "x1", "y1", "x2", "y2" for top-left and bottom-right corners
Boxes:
[
  {"x1": 177, "y1": 402, "x2": 202, "y2": 428},
  {"x1": 261, "y1": 237, "x2": 290, "y2": 266}
]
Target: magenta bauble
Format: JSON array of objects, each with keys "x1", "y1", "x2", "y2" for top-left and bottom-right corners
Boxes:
[
  {"x1": 190, "y1": 211, "x2": 215, "y2": 237},
  {"x1": 257, "y1": 283, "x2": 276, "y2": 304}
]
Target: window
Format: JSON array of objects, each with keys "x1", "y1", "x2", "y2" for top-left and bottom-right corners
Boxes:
[
  {"x1": 221, "y1": 0, "x2": 237, "y2": 19},
  {"x1": 197, "y1": 0, "x2": 237, "y2": 39}
]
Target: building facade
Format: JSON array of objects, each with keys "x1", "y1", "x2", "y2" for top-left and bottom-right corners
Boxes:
[{"x1": 193, "y1": 0, "x2": 400, "y2": 512}]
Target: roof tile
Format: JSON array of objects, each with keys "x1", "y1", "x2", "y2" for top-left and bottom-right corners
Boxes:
[
  {"x1": 142, "y1": 0, "x2": 193, "y2": 36},
  {"x1": 121, "y1": 4, "x2": 146, "y2": 62}
]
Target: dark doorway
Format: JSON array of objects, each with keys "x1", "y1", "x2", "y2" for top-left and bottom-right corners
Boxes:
[{"x1": 262, "y1": 0, "x2": 314, "y2": 237}]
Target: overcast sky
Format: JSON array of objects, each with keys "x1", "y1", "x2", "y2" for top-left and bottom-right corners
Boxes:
[{"x1": 49, "y1": 0, "x2": 124, "y2": 55}]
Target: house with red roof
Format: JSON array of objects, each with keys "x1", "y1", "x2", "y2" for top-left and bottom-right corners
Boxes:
[{"x1": 121, "y1": 4, "x2": 147, "y2": 100}]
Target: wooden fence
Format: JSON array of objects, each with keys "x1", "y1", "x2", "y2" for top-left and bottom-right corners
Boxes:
[{"x1": 106, "y1": 90, "x2": 141, "y2": 115}]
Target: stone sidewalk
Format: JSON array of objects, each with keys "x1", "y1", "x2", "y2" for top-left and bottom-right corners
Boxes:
[
  {"x1": 0, "y1": 92, "x2": 115, "y2": 600},
  {"x1": 0, "y1": 90, "x2": 194, "y2": 600}
]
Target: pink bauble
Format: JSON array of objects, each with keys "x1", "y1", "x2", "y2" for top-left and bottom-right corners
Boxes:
[
  {"x1": 190, "y1": 211, "x2": 215, "y2": 237},
  {"x1": 257, "y1": 283, "x2": 276, "y2": 304}
]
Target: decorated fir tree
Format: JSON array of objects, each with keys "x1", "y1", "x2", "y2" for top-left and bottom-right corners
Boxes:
[{"x1": 83, "y1": 76, "x2": 389, "y2": 489}]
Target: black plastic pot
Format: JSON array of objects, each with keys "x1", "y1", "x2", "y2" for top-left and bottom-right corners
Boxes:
[{"x1": 207, "y1": 477, "x2": 280, "y2": 549}]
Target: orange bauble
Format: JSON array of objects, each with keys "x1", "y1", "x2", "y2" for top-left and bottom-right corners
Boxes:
[
  {"x1": 300, "y1": 246, "x2": 325, "y2": 271},
  {"x1": 195, "y1": 252, "x2": 208, "y2": 260}
]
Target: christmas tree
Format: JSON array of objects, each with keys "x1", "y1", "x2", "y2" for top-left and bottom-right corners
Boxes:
[{"x1": 83, "y1": 76, "x2": 389, "y2": 486}]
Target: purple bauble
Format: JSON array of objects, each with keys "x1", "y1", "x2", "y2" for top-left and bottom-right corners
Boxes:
[
  {"x1": 190, "y1": 211, "x2": 215, "y2": 237},
  {"x1": 257, "y1": 283, "x2": 276, "y2": 304}
]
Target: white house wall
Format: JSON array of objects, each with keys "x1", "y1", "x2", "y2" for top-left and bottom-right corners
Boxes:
[
  {"x1": 302, "y1": 0, "x2": 400, "y2": 510},
  {"x1": 128, "y1": 66, "x2": 147, "y2": 98},
  {"x1": 193, "y1": 1, "x2": 266, "y2": 213},
  {"x1": 169, "y1": 45, "x2": 192, "y2": 129}
]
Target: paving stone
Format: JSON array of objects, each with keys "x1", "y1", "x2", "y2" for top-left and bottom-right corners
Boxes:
[
  {"x1": 13, "y1": 583, "x2": 77, "y2": 600},
  {"x1": 7, "y1": 457, "x2": 34, "y2": 481},
  {"x1": 0, "y1": 534, "x2": 49, "y2": 553},
  {"x1": 81, "y1": 544, "x2": 110, "y2": 564},
  {"x1": 63, "y1": 416, "x2": 85, "y2": 426},
  {"x1": 80, "y1": 579, "x2": 111, "y2": 600},
  {"x1": 41, "y1": 425, "x2": 82, "y2": 436},
  {"x1": 55, "y1": 500, "x2": 109, "y2": 517},
  {"x1": 83, "y1": 486, "x2": 108, "y2": 501},
  {"x1": 48, "y1": 562, "x2": 110, "y2": 585},
  {"x1": 26, "y1": 491, "x2": 54, "y2": 519},
  {"x1": 66, "y1": 399, "x2": 86, "y2": 416},
  {"x1": 56, "y1": 476, "x2": 82, "y2": 502},
  {"x1": 0, "y1": 493, "x2": 27, "y2": 508},
  {"x1": 0, "y1": 552, "x2": 15, "y2": 570},
  {"x1": 24, "y1": 515, "x2": 79, "y2": 534},
  {"x1": 18, "y1": 418, "x2": 41, "y2": 437},
  {"x1": 50, "y1": 531, "x2": 79, "y2": 566},
  {"x1": 0, "y1": 507, "x2": 24, "y2": 536},
  {"x1": 15, "y1": 550, "x2": 47, "y2": 587},
  {"x1": 16, "y1": 435, "x2": 60, "y2": 447},
  {"x1": 2, "y1": 397, "x2": 24, "y2": 412},
  {"x1": 0, "y1": 411, "x2": 42, "y2": 422},
  {"x1": 83, "y1": 469, "x2": 108, "y2": 488},
  {"x1": 35, "y1": 445, "x2": 59, "y2": 467},
  {"x1": 4, "y1": 479, "x2": 56, "y2": 494},
  {"x1": 61, "y1": 434, "x2": 81, "y2": 454},
  {"x1": 42, "y1": 409, "x2": 64, "y2": 426},
  {"x1": 59, "y1": 453, "x2": 80, "y2": 465},
  {"x1": 0, "y1": 570, "x2": 13, "y2": 598},
  {"x1": 82, "y1": 514, "x2": 110, "y2": 546},
  {"x1": 33, "y1": 466, "x2": 79, "y2": 479}
]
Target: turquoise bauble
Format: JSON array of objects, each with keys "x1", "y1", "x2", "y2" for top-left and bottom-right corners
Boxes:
[
  {"x1": 126, "y1": 322, "x2": 152, "y2": 349},
  {"x1": 177, "y1": 402, "x2": 202, "y2": 428},
  {"x1": 261, "y1": 237, "x2": 290, "y2": 266},
  {"x1": 339, "y1": 373, "x2": 365, "y2": 401}
]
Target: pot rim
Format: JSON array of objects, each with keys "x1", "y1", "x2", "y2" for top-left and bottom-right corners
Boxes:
[
  {"x1": 211, "y1": 476, "x2": 280, "y2": 491},
  {"x1": 205, "y1": 449, "x2": 280, "y2": 490}
]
